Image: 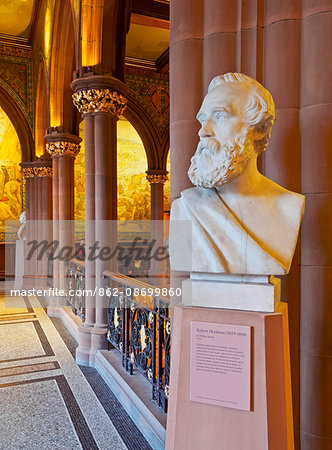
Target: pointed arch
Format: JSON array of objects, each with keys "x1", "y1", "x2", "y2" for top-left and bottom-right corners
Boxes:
[
  {"x1": 0, "y1": 86, "x2": 33, "y2": 162},
  {"x1": 124, "y1": 93, "x2": 165, "y2": 170},
  {"x1": 35, "y1": 60, "x2": 49, "y2": 156}
]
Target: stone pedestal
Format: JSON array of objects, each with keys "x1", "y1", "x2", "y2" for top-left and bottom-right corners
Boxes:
[
  {"x1": 182, "y1": 275, "x2": 281, "y2": 312},
  {"x1": 166, "y1": 302, "x2": 294, "y2": 450}
]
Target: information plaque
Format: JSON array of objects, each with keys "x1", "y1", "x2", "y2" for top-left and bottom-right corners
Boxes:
[{"x1": 190, "y1": 321, "x2": 251, "y2": 411}]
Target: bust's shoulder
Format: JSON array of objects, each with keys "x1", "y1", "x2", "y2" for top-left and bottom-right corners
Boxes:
[
  {"x1": 180, "y1": 187, "x2": 213, "y2": 201},
  {"x1": 264, "y1": 178, "x2": 305, "y2": 212},
  {"x1": 171, "y1": 188, "x2": 211, "y2": 219}
]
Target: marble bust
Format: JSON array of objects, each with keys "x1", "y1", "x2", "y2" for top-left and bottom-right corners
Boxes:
[
  {"x1": 169, "y1": 73, "x2": 304, "y2": 275},
  {"x1": 17, "y1": 211, "x2": 26, "y2": 241}
]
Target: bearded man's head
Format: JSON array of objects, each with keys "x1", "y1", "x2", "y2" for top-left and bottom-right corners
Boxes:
[{"x1": 188, "y1": 73, "x2": 275, "y2": 188}]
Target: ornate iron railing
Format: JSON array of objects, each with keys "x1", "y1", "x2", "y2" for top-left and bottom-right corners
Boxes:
[
  {"x1": 104, "y1": 270, "x2": 171, "y2": 413},
  {"x1": 65, "y1": 258, "x2": 86, "y2": 322}
]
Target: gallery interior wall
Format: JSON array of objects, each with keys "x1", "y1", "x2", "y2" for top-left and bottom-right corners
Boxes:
[{"x1": 170, "y1": 1, "x2": 332, "y2": 448}]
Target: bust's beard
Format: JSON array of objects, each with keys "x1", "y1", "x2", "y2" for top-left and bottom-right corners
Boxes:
[{"x1": 188, "y1": 136, "x2": 254, "y2": 188}]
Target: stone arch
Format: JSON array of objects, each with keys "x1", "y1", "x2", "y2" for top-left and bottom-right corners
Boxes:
[
  {"x1": 160, "y1": 127, "x2": 170, "y2": 169},
  {"x1": 0, "y1": 85, "x2": 33, "y2": 162},
  {"x1": 124, "y1": 94, "x2": 164, "y2": 170},
  {"x1": 35, "y1": 60, "x2": 49, "y2": 156}
]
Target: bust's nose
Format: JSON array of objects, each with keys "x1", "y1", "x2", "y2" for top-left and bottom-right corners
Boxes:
[{"x1": 198, "y1": 120, "x2": 215, "y2": 138}]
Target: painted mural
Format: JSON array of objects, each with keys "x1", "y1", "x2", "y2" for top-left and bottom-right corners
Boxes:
[
  {"x1": 75, "y1": 117, "x2": 150, "y2": 221},
  {"x1": 74, "y1": 121, "x2": 85, "y2": 221},
  {"x1": 0, "y1": 106, "x2": 22, "y2": 236},
  {"x1": 0, "y1": 44, "x2": 33, "y2": 128},
  {"x1": 117, "y1": 118, "x2": 150, "y2": 221}
]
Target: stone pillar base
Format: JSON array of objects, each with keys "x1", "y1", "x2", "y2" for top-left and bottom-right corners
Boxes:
[
  {"x1": 166, "y1": 302, "x2": 294, "y2": 450},
  {"x1": 76, "y1": 326, "x2": 93, "y2": 366},
  {"x1": 76, "y1": 326, "x2": 108, "y2": 366}
]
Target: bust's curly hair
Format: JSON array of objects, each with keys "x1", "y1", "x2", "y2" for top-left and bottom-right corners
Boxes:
[{"x1": 208, "y1": 73, "x2": 275, "y2": 154}]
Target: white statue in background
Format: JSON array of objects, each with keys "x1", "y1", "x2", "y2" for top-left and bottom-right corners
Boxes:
[
  {"x1": 170, "y1": 73, "x2": 304, "y2": 275},
  {"x1": 17, "y1": 211, "x2": 26, "y2": 240}
]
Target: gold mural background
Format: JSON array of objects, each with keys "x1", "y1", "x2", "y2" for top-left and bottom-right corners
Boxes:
[
  {"x1": 0, "y1": 106, "x2": 22, "y2": 233},
  {"x1": 75, "y1": 117, "x2": 152, "y2": 221}
]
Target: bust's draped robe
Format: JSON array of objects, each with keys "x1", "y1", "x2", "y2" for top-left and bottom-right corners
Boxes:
[{"x1": 169, "y1": 188, "x2": 300, "y2": 275}]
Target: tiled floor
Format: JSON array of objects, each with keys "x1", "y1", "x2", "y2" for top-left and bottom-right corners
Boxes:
[{"x1": 0, "y1": 292, "x2": 151, "y2": 450}]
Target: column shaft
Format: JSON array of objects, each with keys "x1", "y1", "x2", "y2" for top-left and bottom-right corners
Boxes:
[
  {"x1": 41, "y1": 176, "x2": 52, "y2": 277},
  {"x1": 150, "y1": 182, "x2": 165, "y2": 278},
  {"x1": 262, "y1": 2, "x2": 301, "y2": 445},
  {"x1": 24, "y1": 177, "x2": 32, "y2": 276},
  {"x1": 94, "y1": 112, "x2": 117, "y2": 328},
  {"x1": 84, "y1": 113, "x2": 96, "y2": 326},
  {"x1": 300, "y1": 6, "x2": 332, "y2": 449},
  {"x1": 52, "y1": 157, "x2": 60, "y2": 288},
  {"x1": 58, "y1": 155, "x2": 75, "y2": 292},
  {"x1": 170, "y1": 0, "x2": 203, "y2": 201},
  {"x1": 31, "y1": 176, "x2": 38, "y2": 277},
  {"x1": 36, "y1": 176, "x2": 43, "y2": 276}
]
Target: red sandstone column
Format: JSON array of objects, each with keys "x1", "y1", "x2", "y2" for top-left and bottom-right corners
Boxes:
[
  {"x1": 58, "y1": 155, "x2": 73, "y2": 291},
  {"x1": 71, "y1": 75, "x2": 128, "y2": 365},
  {"x1": 82, "y1": 113, "x2": 96, "y2": 327},
  {"x1": 31, "y1": 174, "x2": 38, "y2": 277},
  {"x1": 21, "y1": 162, "x2": 53, "y2": 281},
  {"x1": 146, "y1": 170, "x2": 168, "y2": 278},
  {"x1": 203, "y1": 0, "x2": 238, "y2": 91},
  {"x1": 21, "y1": 168, "x2": 33, "y2": 277},
  {"x1": 262, "y1": 2, "x2": 302, "y2": 446},
  {"x1": 41, "y1": 172, "x2": 53, "y2": 277},
  {"x1": 235, "y1": 0, "x2": 264, "y2": 81},
  {"x1": 94, "y1": 111, "x2": 117, "y2": 329},
  {"x1": 52, "y1": 156, "x2": 60, "y2": 288},
  {"x1": 147, "y1": 170, "x2": 168, "y2": 222},
  {"x1": 170, "y1": 0, "x2": 203, "y2": 201},
  {"x1": 34, "y1": 163, "x2": 52, "y2": 280},
  {"x1": 46, "y1": 134, "x2": 81, "y2": 298},
  {"x1": 37, "y1": 175, "x2": 43, "y2": 277},
  {"x1": 300, "y1": 5, "x2": 332, "y2": 449}
]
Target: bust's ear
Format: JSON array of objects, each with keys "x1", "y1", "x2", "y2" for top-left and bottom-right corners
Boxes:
[{"x1": 252, "y1": 128, "x2": 266, "y2": 142}]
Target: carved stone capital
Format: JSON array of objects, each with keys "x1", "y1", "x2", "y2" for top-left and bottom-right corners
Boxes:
[
  {"x1": 72, "y1": 89, "x2": 127, "y2": 117},
  {"x1": 146, "y1": 170, "x2": 168, "y2": 184},
  {"x1": 22, "y1": 167, "x2": 53, "y2": 178},
  {"x1": 46, "y1": 141, "x2": 80, "y2": 158}
]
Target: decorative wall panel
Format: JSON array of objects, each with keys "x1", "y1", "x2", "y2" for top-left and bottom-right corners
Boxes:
[{"x1": 125, "y1": 66, "x2": 169, "y2": 135}]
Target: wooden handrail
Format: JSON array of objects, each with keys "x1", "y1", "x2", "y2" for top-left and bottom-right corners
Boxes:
[{"x1": 103, "y1": 269, "x2": 170, "y2": 302}]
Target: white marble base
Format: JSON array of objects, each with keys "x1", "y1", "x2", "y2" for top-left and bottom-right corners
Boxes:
[{"x1": 181, "y1": 275, "x2": 280, "y2": 312}]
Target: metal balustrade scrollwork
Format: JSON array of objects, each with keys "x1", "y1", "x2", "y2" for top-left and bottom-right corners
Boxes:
[
  {"x1": 104, "y1": 271, "x2": 171, "y2": 414},
  {"x1": 64, "y1": 259, "x2": 86, "y2": 322}
]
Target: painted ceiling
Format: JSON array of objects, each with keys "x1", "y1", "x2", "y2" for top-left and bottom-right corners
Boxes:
[
  {"x1": 0, "y1": 0, "x2": 35, "y2": 38},
  {"x1": 126, "y1": 23, "x2": 169, "y2": 61}
]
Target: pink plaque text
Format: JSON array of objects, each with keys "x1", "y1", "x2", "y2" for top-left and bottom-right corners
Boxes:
[{"x1": 190, "y1": 321, "x2": 251, "y2": 411}]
